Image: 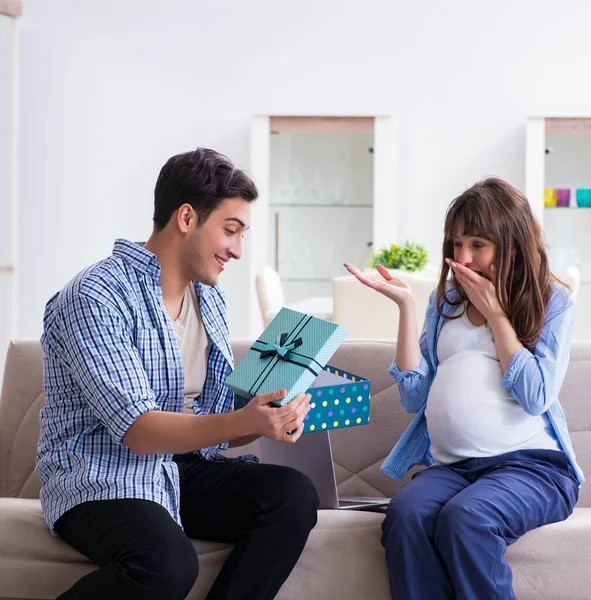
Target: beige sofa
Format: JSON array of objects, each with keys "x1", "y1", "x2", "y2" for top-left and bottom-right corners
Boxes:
[{"x1": 1, "y1": 339, "x2": 591, "y2": 600}]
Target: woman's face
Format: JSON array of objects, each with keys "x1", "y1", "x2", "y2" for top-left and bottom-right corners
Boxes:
[{"x1": 451, "y1": 227, "x2": 496, "y2": 280}]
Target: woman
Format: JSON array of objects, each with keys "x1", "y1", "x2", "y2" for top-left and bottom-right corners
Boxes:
[{"x1": 345, "y1": 178, "x2": 583, "y2": 600}]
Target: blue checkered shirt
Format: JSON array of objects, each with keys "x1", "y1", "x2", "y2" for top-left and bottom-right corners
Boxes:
[
  {"x1": 36, "y1": 239, "x2": 242, "y2": 532},
  {"x1": 381, "y1": 283, "x2": 585, "y2": 486}
]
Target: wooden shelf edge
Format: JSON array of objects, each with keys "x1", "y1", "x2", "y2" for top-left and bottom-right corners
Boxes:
[
  {"x1": 0, "y1": 0, "x2": 22, "y2": 17},
  {"x1": 270, "y1": 116, "x2": 374, "y2": 134},
  {"x1": 546, "y1": 118, "x2": 591, "y2": 135},
  {"x1": 544, "y1": 207, "x2": 591, "y2": 211},
  {"x1": 270, "y1": 203, "x2": 373, "y2": 208}
]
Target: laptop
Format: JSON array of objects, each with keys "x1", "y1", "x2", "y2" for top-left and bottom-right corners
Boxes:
[{"x1": 258, "y1": 430, "x2": 390, "y2": 511}]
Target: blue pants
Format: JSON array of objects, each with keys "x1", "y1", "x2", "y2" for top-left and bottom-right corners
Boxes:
[{"x1": 381, "y1": 449, "x2": 579, "y2": 600}]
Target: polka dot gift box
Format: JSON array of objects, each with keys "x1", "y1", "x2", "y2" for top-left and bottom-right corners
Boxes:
[
  {"x1": 226, "y1": 308, "x2": 371, "y2": 433},
  {"x1": 303, "y1": 365, "x2": 371, "y2": 433}
]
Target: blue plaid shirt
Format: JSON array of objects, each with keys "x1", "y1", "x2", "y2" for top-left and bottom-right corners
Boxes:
[
  {"x1": 381, "y1": 283, "x2": 585, "y2": 486},
  {"x1": 36, "y1": 239, "x2": 239, "y2": 532}
]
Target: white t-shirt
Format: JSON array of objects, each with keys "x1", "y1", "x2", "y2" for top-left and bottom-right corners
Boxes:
[
  {"x1": 425, "y1": 302, "x2": 558, "y2": 464},
  {"x1": 171, "y1": 284, "x2": 211, "y2": 413}
]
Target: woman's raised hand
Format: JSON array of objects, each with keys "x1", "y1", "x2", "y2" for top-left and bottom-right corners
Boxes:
[
  {"x1": 446, "y1": 259, "x2": 505, "y2": 321},
  {"x1": 343, "y1": 263, "x2": 413, "y2": 306}
]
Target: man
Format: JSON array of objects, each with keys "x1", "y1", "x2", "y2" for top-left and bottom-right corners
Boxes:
[{"x1": 36, "y1": 148, "x2": 318, "y2": 600}]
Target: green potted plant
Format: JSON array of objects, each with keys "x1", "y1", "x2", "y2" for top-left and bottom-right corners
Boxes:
[{"x1": 367, "y1": 242, "x2": 429, "y2": 273}]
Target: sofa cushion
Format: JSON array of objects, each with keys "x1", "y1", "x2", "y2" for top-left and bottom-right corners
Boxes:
[
  {"x1": 0, "y1": 498, "x2": 233, "y2": 600},
  {"x1": 507, "y1": 508, "x2": 591, "y2": 599},
  {"x1": 0, "y1": 498, "x2": 390, "y2": 600},
  {"x1": 3, "y1": 497, "x2": 591, "y2": 600},
  {"x1": 0, "y1": 341, "x2": 43, "y2": 498}
]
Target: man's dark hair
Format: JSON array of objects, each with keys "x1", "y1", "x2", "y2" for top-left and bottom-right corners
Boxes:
[{"x1": 153, "y1": 147, "x2": 258, "y2": 230}]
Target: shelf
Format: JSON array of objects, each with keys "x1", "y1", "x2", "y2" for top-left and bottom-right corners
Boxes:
[
  {"x1": 544, "y1": 207, "x2": 591, "y2": 211},
  {"x1": 270, "y1": 203, "x2": 372, "y2": 208}
]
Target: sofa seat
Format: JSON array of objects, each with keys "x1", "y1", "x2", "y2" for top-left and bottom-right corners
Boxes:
[
  {"x1": 0, "y1": 498, "x2": 391, "y2": 600},
  {"x1": 2, "y1": 497, "x2": 591, "y2": 600},
  {"x1": 506, "y1": 508, "x2": 591, "y2": 599}
]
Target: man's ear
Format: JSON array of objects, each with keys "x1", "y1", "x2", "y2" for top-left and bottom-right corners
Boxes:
[{"x1": 177, "y1": 204, "x2": 197, "y2": 233}]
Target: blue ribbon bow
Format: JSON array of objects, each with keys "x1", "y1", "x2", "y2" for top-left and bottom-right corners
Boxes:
[{"x1": 259, "y1": 333, "x2": 303, "y2": 359}]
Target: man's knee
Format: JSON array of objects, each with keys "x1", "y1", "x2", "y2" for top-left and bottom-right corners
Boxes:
[
  {"x1": 126, "y1": 535, "x2": 199, "y2": 600},
  {"x1": 271, "y1": 466, "x2": 319, "y2": 526}
]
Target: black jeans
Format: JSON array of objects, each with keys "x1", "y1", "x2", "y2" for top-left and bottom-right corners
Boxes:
[{"x1": 54, "y1": 455, "x2": 319, "y2": 600}]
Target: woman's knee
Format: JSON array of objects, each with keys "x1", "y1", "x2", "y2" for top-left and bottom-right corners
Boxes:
[
  {"x1": 381, "y1": 488, "x2": 438, "y2": 543},
  {"x1": 434, "y1": 500, "x2": 483, "y2": 549},
  {"x1": 387, "y1": 484, "x2": 435, "y2": 525}
]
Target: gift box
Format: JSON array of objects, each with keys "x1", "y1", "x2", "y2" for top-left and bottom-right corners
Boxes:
[
  {"x1": 225, "y1": 308, "x2": 371, "y2": 433},
  {"x1": 300, "y1": 365, "x2": 371, "y2": 433}
]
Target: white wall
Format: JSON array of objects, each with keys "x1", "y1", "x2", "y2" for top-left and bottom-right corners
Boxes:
[
  {"x1": 1, "y1": 15, "x2": 15, "y2": 375},
  {"x1": 14, "y1": 0, "x2": 591, "y2": 339}
]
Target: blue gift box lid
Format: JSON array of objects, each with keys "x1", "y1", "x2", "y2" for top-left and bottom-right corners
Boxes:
[{"x1": 225, "y1": 308, "x2": 347, "y2": 406}]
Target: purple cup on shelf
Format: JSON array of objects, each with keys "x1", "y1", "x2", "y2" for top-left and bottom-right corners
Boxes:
[{"x1": 555, "y1": 188, "x2": 571, "y2": 207}]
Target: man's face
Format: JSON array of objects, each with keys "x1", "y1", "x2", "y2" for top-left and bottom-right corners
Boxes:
[{"x1": 183, "y1": 197, "x2": 251, "y2": 286}]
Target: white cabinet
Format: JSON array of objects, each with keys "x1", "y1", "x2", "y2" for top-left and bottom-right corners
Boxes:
[
  {"x1": 249, "y1": 115, "x2": 397, "y2": 334},
  {"x1": 526, "y1": 117, "x2": 591, "y2": 340}
]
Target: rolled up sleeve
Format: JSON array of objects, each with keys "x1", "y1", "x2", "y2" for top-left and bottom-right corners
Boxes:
[
  {"x1": 501, "y1": 292, "x2": 574, "y2": 416},
  {"x1": 388, "y1": 296, "x2": 437, "y2": 414}
]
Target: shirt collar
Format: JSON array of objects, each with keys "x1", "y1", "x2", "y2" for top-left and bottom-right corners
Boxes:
[
  {"x1": 112, "y1": 239, "x2": 216, "y2": 303},
  {"x1": 112, "y1": 239, "x2": 161, "y2": 279},
  {"x1": 439, "y1": 281, "x2": 463, "y2": 315}
]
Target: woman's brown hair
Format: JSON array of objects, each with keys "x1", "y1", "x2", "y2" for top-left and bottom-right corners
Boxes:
[{"x1": 436, "y1": 177, "x2": 566, "y2": 349}]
